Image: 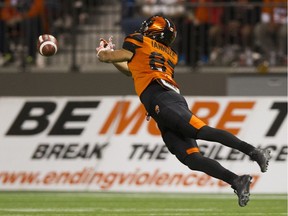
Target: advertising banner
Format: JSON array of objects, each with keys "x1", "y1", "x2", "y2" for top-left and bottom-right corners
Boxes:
[{"x1": 0, "y1": 96, "x2": 287, "y2": 193}]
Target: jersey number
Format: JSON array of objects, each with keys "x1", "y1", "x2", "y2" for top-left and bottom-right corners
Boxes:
[
  {"x1": 149, "y1": 52, "x2": 166, "y2": 72},
  {"x1": 149, "y1": 52, "x2": 175, "y2": 75}
]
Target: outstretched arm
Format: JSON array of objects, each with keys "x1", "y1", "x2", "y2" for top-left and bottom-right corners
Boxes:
[
  {"x1": 98, "y1": 49, "x2": 133, "y2": 76},
  {"x1": 96, "y1": 37, "x2": 133, "y2": 76},
  {"x1": 98, "y1": 49, "x2": 133, "y2": 63},
  {"x1": 113, "y1": 61, "x2": 132, "y2": 77}
]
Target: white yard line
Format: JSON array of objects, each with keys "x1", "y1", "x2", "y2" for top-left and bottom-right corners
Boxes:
[
  {"x1": 0, "y1": 207, "x2": 287, "y2": 215},
  {"x1": 0, "y1": 208, "x2": 214, "y2": 212}
]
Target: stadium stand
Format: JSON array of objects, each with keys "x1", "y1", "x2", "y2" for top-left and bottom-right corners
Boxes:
[{"x1": 0, "y1": 0, "x2": 286, "y2": 73}]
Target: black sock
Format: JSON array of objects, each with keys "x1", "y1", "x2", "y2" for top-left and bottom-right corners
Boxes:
[
  {"x1": 197, "y1": 126, "x2": 255, "y2": 155},
  {"x1": 184, "y1": 153, "x2": 239, "y2": 185}
]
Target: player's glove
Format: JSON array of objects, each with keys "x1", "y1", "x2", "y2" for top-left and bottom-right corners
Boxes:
[{"x1": 96, "y1": 36, "x2": 115, "y2": 57}]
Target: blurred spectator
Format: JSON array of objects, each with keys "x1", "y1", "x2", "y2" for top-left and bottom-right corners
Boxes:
[
  {"x1": 0, "y1": 0, "x2": 21, "y2": 66},
  {"x1": 0, "y1": 0, "x2": 48, "y2": 66},
  {"x1": 120, "y1": 0, "x2": 146, "y2": 35},
  {"x1": 46, "y1": 0, "x2": 73, "y2": 48},
  {"x1": 140, "y1": 0, "x2": 186, "y2": 63},
  {"x1": 185, "y1": 0, "x2": 223, "y2": 66},
  {"x1": 141, "y1": 0, "x2": 185, "y2": 17},
  {"x1": 209, "y1": 0, "x2": 261, "y2": 66},
  {"x1": 254, "y1": 0, "x2": 287, "y2": 66},
  {"x1": 44, "y1": 0, "x2": 62, "y2": 36},
  {"x1": 222, "y1": 0, "x2": 261, "y2": 47}
]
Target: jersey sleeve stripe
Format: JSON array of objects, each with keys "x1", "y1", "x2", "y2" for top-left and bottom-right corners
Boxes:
[
  {"x1": 126, "y1": 33, "x2": 144, "y2": 43},
  {"x1": 123, "y1": 41, "x2": 141, "y2": 54}
]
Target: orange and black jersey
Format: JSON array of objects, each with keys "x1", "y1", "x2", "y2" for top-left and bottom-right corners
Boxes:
[{"x1": 122, "y1": 33, "x2": 179, "y2": 96}]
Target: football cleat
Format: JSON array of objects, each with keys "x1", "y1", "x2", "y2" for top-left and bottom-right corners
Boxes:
[
  {"x1": 249, "y1": 148, "x2": 271, "y2": 173},
  {"x1": 232, "y1": 175, "x2": 252, "y2": 207}
]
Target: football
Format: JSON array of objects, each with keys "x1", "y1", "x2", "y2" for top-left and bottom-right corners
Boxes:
[{"x1": 37, "y1": 34, "x2": 58, "y2": 56}]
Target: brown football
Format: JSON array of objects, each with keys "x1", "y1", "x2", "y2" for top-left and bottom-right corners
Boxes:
[{"x1": 37, "y1": 34, "x2": 58, "y2": 56}]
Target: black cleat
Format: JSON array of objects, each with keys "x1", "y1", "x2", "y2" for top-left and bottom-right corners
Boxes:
[
  {"x1": 249, "y1": 148, "x2": 271, "y2": 172},
  {"x1": 232, "y1": 175, "x2": 252, "y2": 207}
]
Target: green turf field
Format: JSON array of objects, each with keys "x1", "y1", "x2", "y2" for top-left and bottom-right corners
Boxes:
[{"x1": 0, "y1": 192, "x2": 286, "y2": 216}]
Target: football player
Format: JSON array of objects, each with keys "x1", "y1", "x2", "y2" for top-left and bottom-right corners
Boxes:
[{"x1": 96, "y1": 15, "x2": 271, "y2": 207}]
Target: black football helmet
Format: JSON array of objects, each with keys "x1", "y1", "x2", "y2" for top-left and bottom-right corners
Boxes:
[{"x1": 139, "y1": 15, "x2": 177, "y2": 46}]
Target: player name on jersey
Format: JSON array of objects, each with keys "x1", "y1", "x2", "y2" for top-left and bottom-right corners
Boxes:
[{"x1": 151, "y1": 41, "x2": 176, "y2": 58}]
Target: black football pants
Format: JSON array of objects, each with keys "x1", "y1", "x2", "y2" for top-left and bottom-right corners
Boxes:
[{"x1": 140, "y1": 81, "x2": 255, "y2": 185}]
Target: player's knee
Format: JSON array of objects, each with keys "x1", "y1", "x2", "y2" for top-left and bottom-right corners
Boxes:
[
  {"x1": 183, "y1": 152, "x2": 204, "y2": 171},
  {"x1": 197, "y1": 125, "x2": 229, "y2": 141},
  {"x1": 196, "y1": 125, "x2": 214, "y2": 139}
]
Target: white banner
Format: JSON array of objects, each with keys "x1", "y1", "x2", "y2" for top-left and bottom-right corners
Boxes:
[{"x1": 0, "y1": 96, "x2": 287, "y2": 193}]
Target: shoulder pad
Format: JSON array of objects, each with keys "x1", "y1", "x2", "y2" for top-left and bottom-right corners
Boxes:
[{"x1": 125, "y1": 33, "x2": 144, "y2": 43}]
